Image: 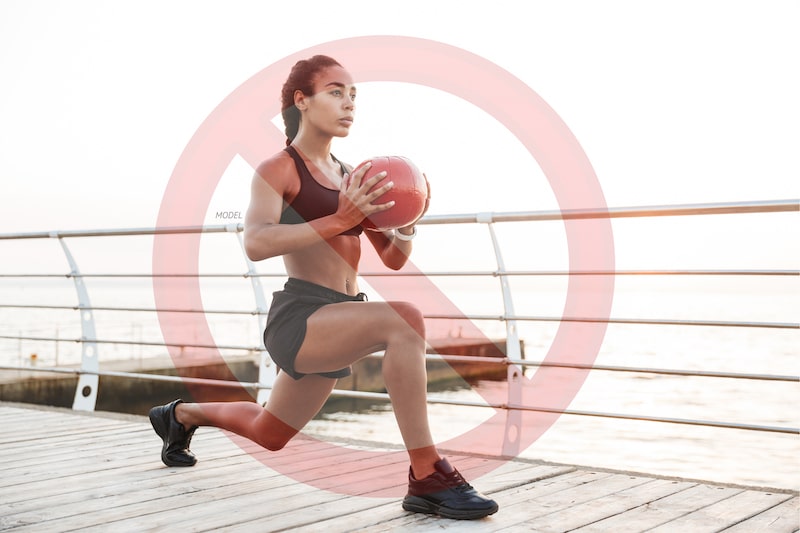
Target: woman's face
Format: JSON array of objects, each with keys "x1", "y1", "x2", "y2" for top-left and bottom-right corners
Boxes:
[{"x1": 297, "y1": 65, "x2": 357, "y2": 138}]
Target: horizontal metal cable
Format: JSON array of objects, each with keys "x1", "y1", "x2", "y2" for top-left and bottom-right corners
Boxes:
[
  {"x1": 1, "y1": 200, "x2": 796, "y2": 241},
  {"x1": 0, "y1": 224, "x2": 244, "y2": 240},
  {"x1": 421, "y1": 199, "x2": 799, "y2": 225},
  {"x1": 2, "y1": 269, "x2": 796, "y2": 278},
  {"x1": 0, "y1": 303, "x2": 265, "y2": 315},
  {"x1": 503, "y1": 357, "x2": 800, "y2": 383},
  {"x1": 0, "y1": 273, "x2": 256, "y2": 278},
  {"x1": 400, "y1": 353, "x2": 800, "y2": 383},
  {"x1": 1, "y1": 364, "x2": 795, "y2": 435},
  {"x1": 2, "y1": 336, "x2": 795, "y2": 382},
  {"x1": 424, "y1": 314, "x2": 798, "y2": 329},
  {"x1": 363, "y1": 269, "x2": 800, "y2": 277},
  {"x1": 1, "y1": 304, "x2": 794, "y2": 329},
  {"x1": 0, "y1": 365, "x2": 259, "y2": 388},
  {"x1": 0, "y1": 334, "x2": 260, "y2": 352},
  {"x1": 324, "y1": 388, "x2": 799, "y2": 434},
  {"x1": 507, "y1": 404, "x2": 799, "y2": 435}
]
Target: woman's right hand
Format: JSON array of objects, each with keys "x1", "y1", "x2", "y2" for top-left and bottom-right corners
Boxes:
[{"x1": 336, "y1": 162, "x2": 395, "y2": 227}]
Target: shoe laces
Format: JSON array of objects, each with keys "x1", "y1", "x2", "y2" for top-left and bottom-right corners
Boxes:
[{"x1": 441, "y1": 469, "x2": 473, "y2": 491}]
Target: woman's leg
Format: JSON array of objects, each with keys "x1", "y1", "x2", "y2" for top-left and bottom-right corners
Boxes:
[
  {"x1": 174, "y1": 371, "x2": 337, "y2": 451},
  {"x1": 159, "y1": 298, "x2": 496, "y2": 519},
  {"x1": 174, "y1": 299, "x2": 436, "y2": 474},
  {"x1": 159, "y1": 298, "x2": 497, "y2": 518},
  {"x1": 294, "y1": 300, "x2": 439, "y2": 477}
]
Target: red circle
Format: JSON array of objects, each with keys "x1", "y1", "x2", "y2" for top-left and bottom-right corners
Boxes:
[{"x1": 153, "y1": 36, "x2": 614, "y2": 496}]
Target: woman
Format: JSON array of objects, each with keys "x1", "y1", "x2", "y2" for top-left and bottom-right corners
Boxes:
[{"x1": 149, "y1": 55, "x2": 498, "y2": 520}]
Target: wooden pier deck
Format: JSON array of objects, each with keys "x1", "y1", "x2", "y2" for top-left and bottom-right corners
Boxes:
[{"x1": 0, "y1": 403, "x2": 796, "y2": 532}]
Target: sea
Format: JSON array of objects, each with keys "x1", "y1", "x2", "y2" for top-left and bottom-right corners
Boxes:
[{"x1": 1, "y1": 267, "x2": 797, "y2": 492}]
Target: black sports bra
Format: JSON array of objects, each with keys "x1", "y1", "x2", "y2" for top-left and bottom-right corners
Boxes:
[{"x1": 279, "y1": 146, "x2": 363, "y2": 236}]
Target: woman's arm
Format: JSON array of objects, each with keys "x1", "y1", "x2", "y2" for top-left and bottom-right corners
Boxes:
[
  {"x1": 363, "y1": 228, "x2": 413, "y2": 270},
  {"x1": 244, "y1": 156, "x2": 393, "y2": 262},
  {"x1": 365, "y1": 175, "x2": 430, "y2": 270}
]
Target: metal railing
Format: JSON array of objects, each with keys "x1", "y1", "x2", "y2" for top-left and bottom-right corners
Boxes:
[{"x1": 1, "y1": 199, "x2": 798, "y2": 447}]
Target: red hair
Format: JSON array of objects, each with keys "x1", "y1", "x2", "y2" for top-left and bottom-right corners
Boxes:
[{"x1": 280, "y1": 55, "x2": 343, "y2": 146}]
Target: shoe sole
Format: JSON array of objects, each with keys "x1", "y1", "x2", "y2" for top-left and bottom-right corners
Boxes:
[{"x1": 402, "y1": 496, "x2": 499, "y2": 520}]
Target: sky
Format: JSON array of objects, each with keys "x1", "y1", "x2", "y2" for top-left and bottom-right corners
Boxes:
[{"x1": 0, "y1": 0, "x2": 798, "y2": 275}]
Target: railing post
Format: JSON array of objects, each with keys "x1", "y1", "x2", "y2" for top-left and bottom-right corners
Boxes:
[
  {"x1": 478, "y1": 215, "x2": 523, "y2": 457},
  {"x1": 53, "y1": 234, "x2": 99, "y2": 411},
  {"x1": 233, "y1": 227, "x2": 274, "y2": 405}
]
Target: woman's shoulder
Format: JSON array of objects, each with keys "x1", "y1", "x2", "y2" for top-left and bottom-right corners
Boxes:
[{"x1": 255, "y1": 149, "x2": 297, "y2": 183}]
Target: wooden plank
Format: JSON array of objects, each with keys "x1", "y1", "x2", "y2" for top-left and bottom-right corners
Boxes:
[
  {"x1": 22, "y1": 471, "x2": 307, "y2": 532},
  {"x1": 649, "y1": 490, "x2": 797, "y2": 532},
  {"x1": 231, "y1": 462, "x2": 571, "y2": 532},
  {"x1": 723, "y1": 496, "x2": 799, "y2": 533},
  {"x1": 467, "y1": 461, "x2": 578, "y2": 493},
  {"x1": 349, "y1": 470, "x2": 619, "y2": 532},
  {"x1": 0, "y1": 418, "x2": 315, "y2": 495},
  {"x1": 1, "y1": 403, "x2": 795, "y2": 533},
  {"x1": 195, "y1": 450, "x2": 414, "y2": 531},
  {"x1": 181, "y1": 486, "x2": 392, "y2": 533},
  {"x1": 70, "y1": 448, "x2": 410, "y2": 532},
  {"x1": 0, "y1": 430, "x2": 365, "y2": 527},
  {"x1": 3, "y1": 425, "x2": 401, "y2": 531},
  {"x1": 296, "y1": 463, "x2": 576, "y2": 533},
  {"x1": 0, "y1": 441, "x2": 263, "y2": 526},
  {"x1": 0, "y1": 431, "x2": 233, "y2": 489},
  {"x1": 3, "y1": 435, "x2": 344, "y2": 530},
  {"x1": 0, "y1": 416, "x2": 125, "y2": 445},
  {"x1": 516, "y1": 478, "x2": 698, "y2": 532},
  {"x1": 0, "y1": 446, "x2": 264, "y2": 521},
  {"x1": 571, "y1": 484, "x2": 746, "y2": 532},
  {"x1": 496, "y1": 471, "x2": 651, "y2": 520},
  {"x1": 0, "y1": 432, "x2": 246, "y2": 502},
  {"x1": 0, "y1": 427, "x2": 161, "y2": 469}
]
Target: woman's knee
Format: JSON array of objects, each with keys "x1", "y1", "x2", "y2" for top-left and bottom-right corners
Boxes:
[
  {"x1": 388, "y1": 301, "x2": 426, "y2": 340},
  {"x1": 254, "y1": 410, "x2": 299, "y2": 451}
]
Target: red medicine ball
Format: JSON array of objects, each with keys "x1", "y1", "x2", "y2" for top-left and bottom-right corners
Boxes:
[{"x1": 353, "y1": 156, "x2": 427, "y2": 232}]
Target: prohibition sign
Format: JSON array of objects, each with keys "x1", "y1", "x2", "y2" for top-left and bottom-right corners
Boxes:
[{"x1": 153, "y1": 35, "x2": 614, "y2": 497}]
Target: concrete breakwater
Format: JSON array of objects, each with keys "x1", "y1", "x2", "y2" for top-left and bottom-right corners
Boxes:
[{"x1": 0, "y1": 338, "x2": 515, "y2": 416}]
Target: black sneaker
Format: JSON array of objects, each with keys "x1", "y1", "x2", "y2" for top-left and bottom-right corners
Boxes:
[
  {"x1": 402, "y1": 458, "x2": 499, "y2": 520},
  {"x1": 148, "y1": 399, "x2": 198, "y2": 467}
]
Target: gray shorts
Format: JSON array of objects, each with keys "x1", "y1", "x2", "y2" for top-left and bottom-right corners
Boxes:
[{"x1": 263, "y1": 278, "x2": 367, "y2": 380}]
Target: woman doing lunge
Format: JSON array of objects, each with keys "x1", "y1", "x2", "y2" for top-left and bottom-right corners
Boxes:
[{"x1": 149, "y1": 54, "x2": 498, "y2": 520}]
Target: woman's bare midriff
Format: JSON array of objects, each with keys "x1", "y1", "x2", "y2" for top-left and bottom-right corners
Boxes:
[{"x1": 282, "y1": 234, "x2": 362, "y2": 295}]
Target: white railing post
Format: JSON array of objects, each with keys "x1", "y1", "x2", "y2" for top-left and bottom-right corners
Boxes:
[
  {"x1": 233, "y1": 228, "x2": 274, "y2": 405},
  {"x1": 478, "y1": 214, "x2": 524, "y2": 456},
  {"x1": 53, "y1": 233, "x2": 99, "y2": 411}
]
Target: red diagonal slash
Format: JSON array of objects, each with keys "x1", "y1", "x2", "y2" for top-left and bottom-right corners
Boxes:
[{"x1": 154, "y1": 36, "x2": 614, "y2": 496}]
